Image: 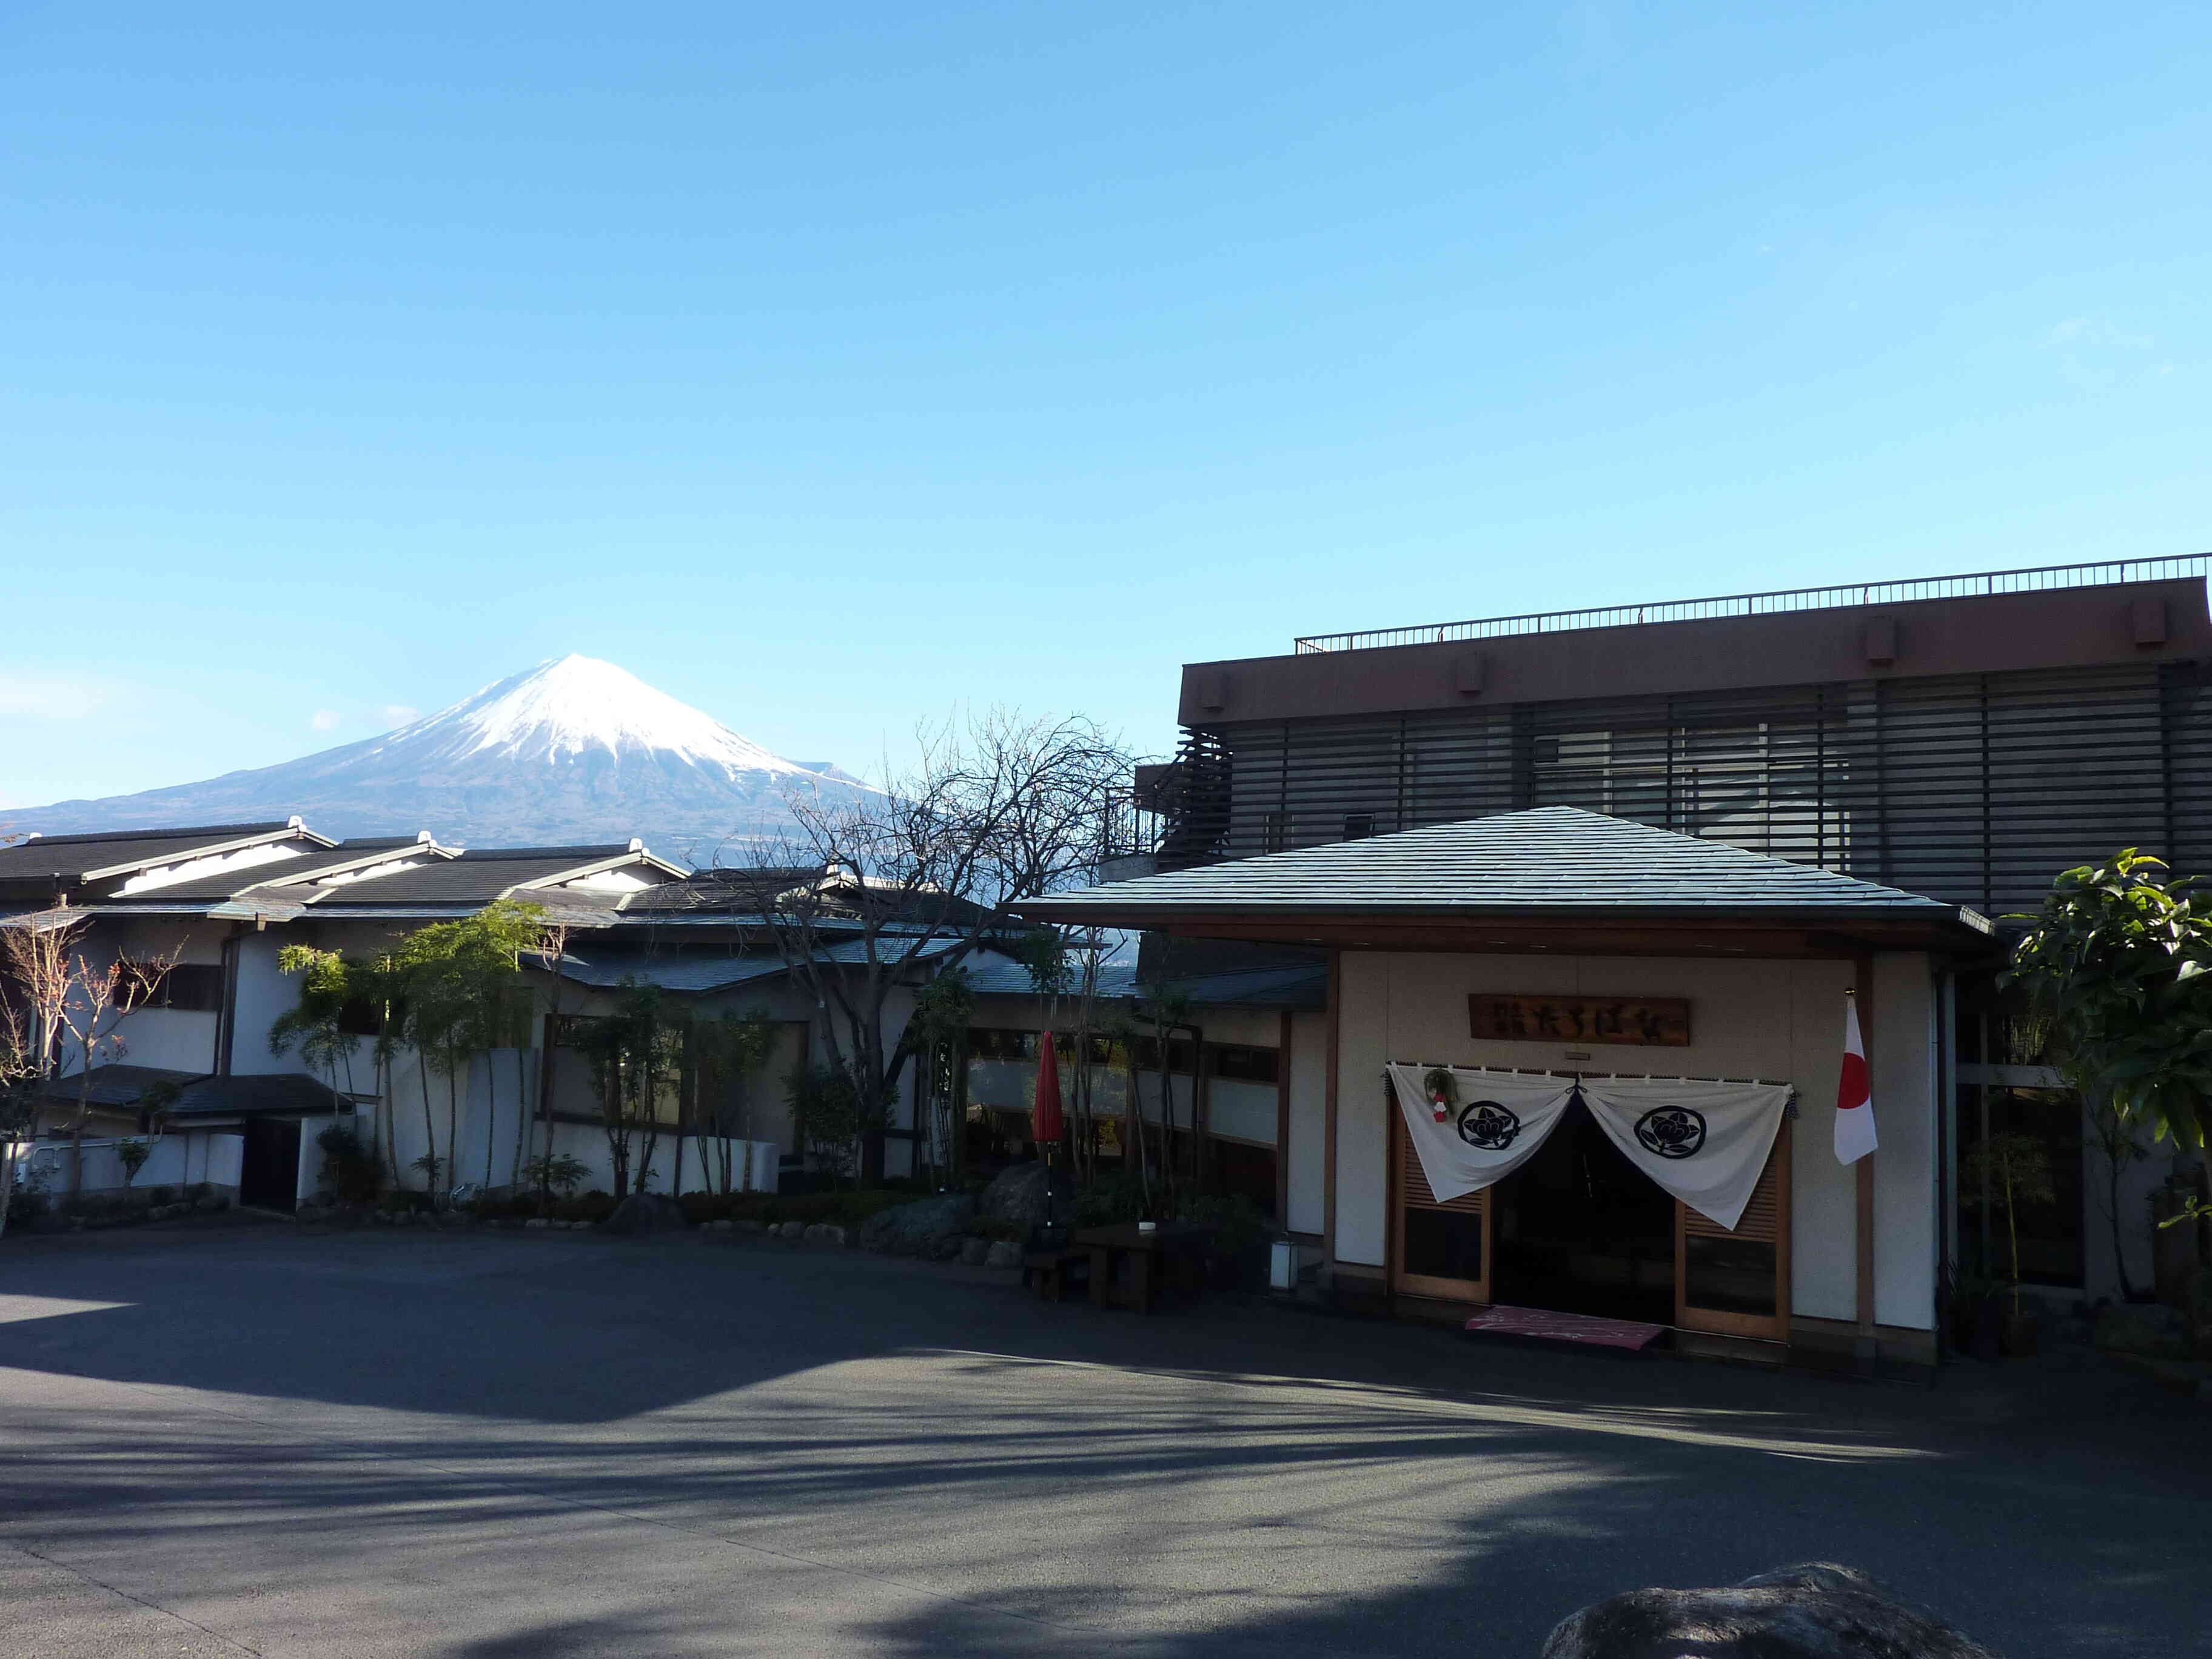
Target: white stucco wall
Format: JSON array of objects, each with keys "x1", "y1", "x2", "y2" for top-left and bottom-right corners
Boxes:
[{"x1": 1330, "y1": 949, "x2": 1941, "y2": 1332}]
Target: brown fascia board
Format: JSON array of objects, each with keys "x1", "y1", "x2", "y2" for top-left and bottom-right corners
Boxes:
[{"x1": 1179, "y1": 578, "x2": 2212, "y2": 725}]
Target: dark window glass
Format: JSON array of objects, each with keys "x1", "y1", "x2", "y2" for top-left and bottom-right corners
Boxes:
[
  {"x1": 1342, "y1": 813, "x2": 1375, "y2": 840},
  {"x1": 1209, "y1": 1044, "x2": 1278, "y2": 1084},
  {"x1": 337, "y1": 997, "x2": 389, "y2": 1037},
  {"x1": 143, "y1": 964, "x2": 224, "y2": 1013},
  {"x1": 965, "y1": 1028, "x2": 1035, "y2": 1062},
  {"x1": 1262, "y1": 811, "x2": 1286, "y2": 853},
  {"x1": 1683, "y1": 1235, "x2": 1777, "y2": 1316},
  {"x1": 1128, "y1": 1035, "x2": 1196, "y2": 1073},
  {"x1": 1403, "y1": 1209, "x2": 1483, "y2": 1282}
]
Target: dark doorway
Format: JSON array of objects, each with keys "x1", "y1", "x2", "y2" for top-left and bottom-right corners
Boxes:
[
  {"x1": 240, "y1": 1118, "x2": 301, "y2": 1212},
  {"x1": 1492, "y1": 1099, "x2": 1674, "y2": 1323}
]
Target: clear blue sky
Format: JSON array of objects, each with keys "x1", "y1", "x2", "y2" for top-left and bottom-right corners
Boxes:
[{"x1": 4, "y1": 4, "x2": 2206, "y2": 806}]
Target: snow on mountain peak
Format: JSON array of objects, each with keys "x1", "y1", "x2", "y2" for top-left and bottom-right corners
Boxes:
[{"x1": 384, "y1": 655, "x2": 820, "y2": 781}]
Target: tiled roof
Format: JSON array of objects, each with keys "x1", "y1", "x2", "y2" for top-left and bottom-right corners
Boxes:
[
  {"x1": 0, "y1": 822, "x2": 303, "y2": 883},
  {"x1": 1019, "y1": 808, "x2": 1983, "y2": 923},
  {"x1": 265, "y1": 853, "x2": 650, "y2": 903},
  {"x1": 39, "y1": 1064, "x2": 204, "y2": 1110},
  {"x1": 39, "y1": 1064, "x2": 354, "y2": 1117},
  {"x1": 124, "y1": 840, "x2": 432, "y2": 901}
]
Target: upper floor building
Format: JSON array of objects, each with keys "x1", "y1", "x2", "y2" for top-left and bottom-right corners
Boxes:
[{"x1": 1145, "y1": 554, "x2": 2212, "y2": 919}]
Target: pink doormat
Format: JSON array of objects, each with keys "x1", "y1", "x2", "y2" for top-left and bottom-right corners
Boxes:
[{"x1": 1463, "y1": 1304, "x2": 1668, "y2": 1351}]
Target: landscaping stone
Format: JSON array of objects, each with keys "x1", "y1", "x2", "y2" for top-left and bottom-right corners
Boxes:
[
  {"x1": 775, "y1": 1220, "x2": 805, "y2": 1239},
  {"x1": 1540, "y1": 1562, "x2": 1999, "y2": 1659},
  {"x1": 980, "y1": 1162, "x2": 1062, "y2": 1230},
  {"x1": 982, "y1": 1240, "x2": 1024, "y2": 1271},
  {"x1": 737, "y1": 1219, "x2": 765, "y2": 1234},
  {"x1": 193, "y1": 1195, "x2": 227, "y2": 1213},
  {"x1": 856, "y1": 1193, "x2": 977, "y2": 1257},
  {"x1": 800, "y1": 1222, "x2": 846, "y2": 1246},
  {"x1": 933, "y1": 1233, "x2": 968, "y2": 1261},
  {"x1": 525, "y1": 1218, "x2": 552, "y2": 1230},
  {"x1": 959, "y1": 1236, "x2": 990, "y2": 1266},
  {"x1": 605, "y1": 1193, "x2": 689, "y2": 1236}
]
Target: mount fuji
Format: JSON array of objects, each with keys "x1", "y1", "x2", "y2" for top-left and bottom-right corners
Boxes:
[{"x1": 4, "y1": 656, "x2": 874, "y2": 861}]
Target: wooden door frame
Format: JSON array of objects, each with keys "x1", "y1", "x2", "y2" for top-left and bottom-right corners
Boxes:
[
  {"x1": 1674, "y1": 1118, "x2": 1793, "y2": 1341},
  {"x1": 1387, "y1": 1095, "x2": 1493, "y2": 1306}
]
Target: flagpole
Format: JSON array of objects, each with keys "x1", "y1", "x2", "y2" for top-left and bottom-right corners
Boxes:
[{"x1": 1852, "y1": 960, "x2": 1877, "y2": 1378}]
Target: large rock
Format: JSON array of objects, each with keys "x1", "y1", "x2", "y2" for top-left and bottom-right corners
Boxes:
[
  {"x1": 603, "y1": 1193, "x2": 688, "y2": 1236},
  {"x1": 980, "y1": 1162, "x2": 1071, "y2": 1230},
  {"x1": 1541, "y1": 1564, "x2": 1999, "y2": 1659},
  {"x1": 857, "y1": 1193, "x2": 977, "y2": 1257}
]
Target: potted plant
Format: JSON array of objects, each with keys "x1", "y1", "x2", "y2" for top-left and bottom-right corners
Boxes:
[{"x1": 1962, "y1": 1132, "x2": 2056, "y2": 1356}]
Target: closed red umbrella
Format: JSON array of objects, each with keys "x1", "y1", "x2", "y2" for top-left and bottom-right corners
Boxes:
[{"x1": 1033, "y1": 1031, "x2": 1065, "y2": 1147}]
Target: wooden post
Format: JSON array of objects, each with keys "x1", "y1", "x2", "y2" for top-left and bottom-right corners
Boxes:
[{"x1": 1853, "y1": 957, "x2": 1878, "y2": 1376}]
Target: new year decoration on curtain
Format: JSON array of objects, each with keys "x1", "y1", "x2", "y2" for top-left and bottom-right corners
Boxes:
[
  {"x1": 1387, "y1": 1064, "x2": 1794, "y2": 1230},
  {"x1": 1577, "y1": 1078, "x2": 1792, "y2": 1232},
  {"x1": 1386, "y1": 1064, "x2": 1578, "y2": 1203}
]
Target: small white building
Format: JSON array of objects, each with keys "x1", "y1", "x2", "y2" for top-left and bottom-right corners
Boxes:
[
  {"x1": 0, "y1": 819, "x2": 972, "y2": 1211},
  {"x1": 1022, "y1": 808, "x2": 1996, "y2": 1375}
]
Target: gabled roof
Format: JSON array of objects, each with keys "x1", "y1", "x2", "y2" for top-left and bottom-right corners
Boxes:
[
  {"x1": 116, "y1": 836, "x2": 443, "y2": 902},
  {"x1": 0, "y1": 820, "x2": 324, "y2": 885},
  {"x1": 1017, "y1": 808, "x2": 1992, "y2": 933},
  {"x1": 39, "y1": 1065, "x2": 356, "y2": 1118},
  {"x1": 256, "y1": 842, "x2": 683, "y2": 906}
]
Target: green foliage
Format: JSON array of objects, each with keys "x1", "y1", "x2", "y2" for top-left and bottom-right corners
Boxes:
[
  {"x1": 1010, "y1": 928, "x2": 1071, "y2": 998},
  {"x1": 520, "y1": 1152, "x2": 590, "y2": 1198},
  {"x1": 314, "y1": 1122, "x2": 381, "y2": 1204},
  {"x1": 112, "y1": 1138, "x2": 151, "y2": 1187},
  {"x1": 670, "y1": 1187, "x2": 911, "y2": 1227},
  {"x1": 2005, "y1": 849, "x2": 2212, "y2": 1149},
  {"x1": 905, "y1": 967, "x2": 973, "y2": 1055},
  {"x1": 1962, "y1": 1131, "x2": 2057, "y2": 1312},
  {"x1": 1071, "y1": 1167, "x2": 1151, "y2": 1227},
  {"x1": 784, "y1": 1065, "x2": 888, "y2": 1181}
]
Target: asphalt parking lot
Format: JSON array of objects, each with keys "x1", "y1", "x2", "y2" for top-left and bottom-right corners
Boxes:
[{"x1": 2, "y1": 1221, "x2": 2205, "y2": 1658}]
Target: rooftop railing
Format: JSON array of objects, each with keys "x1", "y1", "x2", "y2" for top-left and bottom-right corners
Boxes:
[{"x1": 1292, "y1": 554, "x2": 2212, "y2": 654}]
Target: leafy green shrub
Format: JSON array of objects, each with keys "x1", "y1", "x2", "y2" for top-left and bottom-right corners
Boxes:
[
  {"x1": 315, "y1": 1122, "x2": 382, "y2": 1204},
  {"x1": 1071, "y1": 1169, "x2": 1150, "y2": 1227},
  {"x1": 520, "y1": 1152, "x2": 589, "y2": 1200},
  {"x1": 552, "y1": 1190, "x2": 617, "y2": 1224},
  {"x1": 148, "y1": 1185, "x2": 176, "y2": 1207}
]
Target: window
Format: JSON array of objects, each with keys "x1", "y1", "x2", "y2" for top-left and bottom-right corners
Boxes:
[
  {"x1": 1262, "y1": 811, "x2": 1286, "y2": 853},
  {"x1": 965, "y1": 1027, "x2": 1036, "y2": 1062},
  {"x1": 138, "y1": 963, "x2": 224, "y2": 1013},
  {"x1": 1342, "y1": 813, "x2": 1375, "y2": 840},
  {"x1": 1208, "y1": 1044, "x2": 1278, "y2": 1084},
  {"x1": 337, "y1": 996, "x2": 391, "y2": 1037}
]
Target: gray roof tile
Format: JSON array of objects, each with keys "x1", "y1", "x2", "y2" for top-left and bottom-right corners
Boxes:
[{"x1": 1019, "y1": 808, "x2": 1980, "y2": 922}]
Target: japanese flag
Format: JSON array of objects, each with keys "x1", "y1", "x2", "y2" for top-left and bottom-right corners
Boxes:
[{"x1": 1834, "y1": 994, "x2": 1878, "y2": 1164}]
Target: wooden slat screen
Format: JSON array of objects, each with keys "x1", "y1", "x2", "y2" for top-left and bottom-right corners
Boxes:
[
  {"x1": 1399, "y1": 1134, "x2": 1486, "y2": 1215},
  {"x1": 1166, "y1": 660, "x2": 2212, "y2": 911},
  {"x1": 1683, "y1": 1142, "x2": 1783, "y2": 1242}
]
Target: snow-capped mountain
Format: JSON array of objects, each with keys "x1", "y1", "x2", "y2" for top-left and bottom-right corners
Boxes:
[{"x1": 2, "y1": 656, "x2": 873, "y2": 861}]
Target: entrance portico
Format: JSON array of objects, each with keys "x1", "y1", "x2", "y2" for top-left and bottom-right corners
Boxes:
[{"x1": 1019, "y1": 808, "x2": 1994, "y2": 1371}]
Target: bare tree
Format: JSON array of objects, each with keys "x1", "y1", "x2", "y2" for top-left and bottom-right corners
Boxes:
[
  {"x1": 0, "y1": 916, "x2": 179, "y2": 1196},
  {"x1": 0, "y1": 999, "x2": 43, "y2": 1240},
  {"x1": 734, "y1": 711, "x2": 1134, "y2": 1183}
]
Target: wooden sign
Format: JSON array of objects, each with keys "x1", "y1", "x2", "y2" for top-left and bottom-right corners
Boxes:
[{"x1": 1469, "y1": 993, "x2": 1691, "y2": 1048}]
